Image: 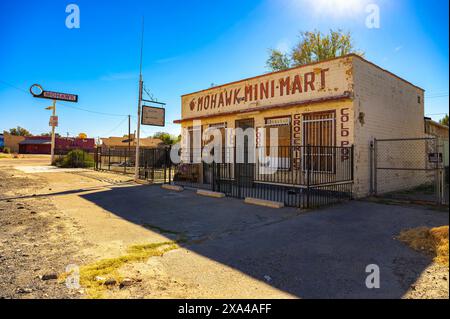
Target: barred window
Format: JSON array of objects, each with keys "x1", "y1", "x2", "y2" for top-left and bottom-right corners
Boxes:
[{"x1": 302, "y1": 111, "x2": 336, "y2": 172}]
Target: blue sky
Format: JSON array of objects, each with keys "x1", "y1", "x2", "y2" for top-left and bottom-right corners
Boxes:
[{"x1": 0, "y1": 0, "x2": 448, "y2": 138}]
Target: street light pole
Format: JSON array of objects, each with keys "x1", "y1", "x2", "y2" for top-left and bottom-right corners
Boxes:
[{"x1": 50, "y1": 99, "x2": 57, "y2": 165}]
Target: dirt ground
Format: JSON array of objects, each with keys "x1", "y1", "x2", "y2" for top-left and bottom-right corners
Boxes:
[
  {"x1": 0, "y1": 157, "x2": 290, "y2": 299},
  {"x1": 0, "y1": 156, "x2": 448, "y2": 299}
]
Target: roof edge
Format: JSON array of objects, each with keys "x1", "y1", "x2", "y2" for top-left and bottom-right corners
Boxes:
[{"x1": 181, "y1": 53, "x2": 424, "y2": 98}]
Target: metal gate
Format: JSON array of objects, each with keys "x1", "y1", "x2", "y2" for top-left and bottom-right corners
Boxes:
[
  {"x1": 212, "y1": 145, "x2": 354, "y2": 209},
  {"x1": 371, "y1": 137, "x2": 448, "y2": 205}
]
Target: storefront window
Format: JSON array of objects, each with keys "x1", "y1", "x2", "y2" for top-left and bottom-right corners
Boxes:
[
  {"x1": 264, "y1": 117, "x2": 291, "y2": 169},
  {"x1": 302, "y1": 111, "x2": 336, "y2": 172},
  {"x1": 204, "y1": 123, "x2": 227, "y2": 162}
]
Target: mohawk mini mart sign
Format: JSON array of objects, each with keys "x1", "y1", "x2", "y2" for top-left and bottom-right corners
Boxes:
[
  {"x1": 181, "y1": 56, "x2": 354, "y2": 120},
  {"x1": 30, "y1": 84, "x2": 78, "y2": 103}
]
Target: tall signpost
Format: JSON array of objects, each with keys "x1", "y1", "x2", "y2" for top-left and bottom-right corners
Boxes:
[
  {"x1": 134, "y1": 17, "x2": 145, "y2": 181},
  {"x1": 30, "y1": 84, "x2": 78, "y2": 165},
  {"x1": 134, "y1": 18, "x2": 167, "y2": 181}
]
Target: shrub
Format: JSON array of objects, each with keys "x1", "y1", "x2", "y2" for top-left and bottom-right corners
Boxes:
[
  {"x1": 3, "y1": 147, "x2": 11, "y2": 154},
  {"x1": 58, "y1": 149, "x2": 94, "y2": 168}
]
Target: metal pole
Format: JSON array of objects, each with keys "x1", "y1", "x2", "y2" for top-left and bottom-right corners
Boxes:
[
  {"x1": 128, "y1": 114, "x2": 131, "y2": 171},
  {"x1": 134, "y1": 17, "x2": 145, "y2": 181},
  {"x1": 50, "y1": 100, "x2": 56, "y2": 165}
]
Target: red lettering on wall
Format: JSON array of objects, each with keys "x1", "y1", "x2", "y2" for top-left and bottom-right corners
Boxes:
[
  {"x1": 340, "y1": 108, "x2": 350, "y2": 160},
  {"x1": 197, "y1": 97, "x2": 203, "y2": 111},
  {"x1": 210, "y1": 94, "x2": 217, "y2": 109},
  {"x1": 260, "y1": 82, "x2": 269, "y2": 100},
  {"x1": 279, "y1": 77, "x2": 291, "y2": 96},
  {"x1": 245, "y1": 85, "x2": 253, "y2": 102},
  {"x1": 218, "y1": 92, "x2": 225, "y2": 108},
  {"x1": 304, "y1": 72, "x2": 315, "y2": 92},
  {"x1": 320, "y1": 68, "x2": 329, "y2": 89},
  {"x1": 225, "y1": 90, "x2": 233, "y2": 106},
  {"x1": 204, "y1": 95, "x2": 210, "y2": 110},
  {"x1": 291, "y1": 75, "x2": 303, "y2": 95},
  {"x1": 233, "y1": 88, "x2": 241, "y2": 104}
]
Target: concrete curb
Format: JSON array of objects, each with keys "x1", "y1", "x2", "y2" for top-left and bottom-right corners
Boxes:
[
  {"x1": 134, "y1": 179, "x2": 152, "y2": 185},
  {"x1": 161, "y1": 184, "x2": 184, "y2": 192},
  {"x1": 197, "y1": 189, "x2": 226, "y2": 198},
  {"x1": 244, "y1": 197, "x2": 284, "y2": 209}
]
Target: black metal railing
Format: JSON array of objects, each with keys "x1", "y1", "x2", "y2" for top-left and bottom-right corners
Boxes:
[
  {"x1": 90, "y1": 145, "x2": 354, "y2": 208},
  {"x1": 172, "y1": 145, "x2": 354, "y2": 208}
]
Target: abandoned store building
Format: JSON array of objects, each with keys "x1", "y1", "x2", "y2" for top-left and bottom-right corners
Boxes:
[{"x1": 172, "y1": 54, "x2": 442, "y2": 207}]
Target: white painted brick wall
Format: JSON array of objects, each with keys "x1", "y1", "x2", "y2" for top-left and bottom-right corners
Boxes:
[{"x1": 352, "y1": 57, "x2": 426, "y2": 197}]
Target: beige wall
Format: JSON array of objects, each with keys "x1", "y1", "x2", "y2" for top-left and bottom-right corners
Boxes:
[
  {"x1": 352, "y1": 56, "x2": 426, "y2": 197},
  {"x1": 3, "y1": 132, "x2": 25, "y2": 153},
  {"x1": 425, "y1": 120, "x2": 449, "y2": 139},
  {"x1": 181, "y1": 56, "x2": 354, "y2": 120}
]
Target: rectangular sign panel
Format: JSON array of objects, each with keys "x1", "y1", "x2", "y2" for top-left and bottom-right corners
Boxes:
[
  {"x1": 49, "y1": 116, "x2": 58, "y2": 127},
  {"x1": 142, "y1": 105, "x2": 165, "y2": 127},
  {"x1": 34, "y1": 91, "x2": 78, "y2": 102},
  {"x1": 41, "y1": 91, "x2": 78, "y2": 102}
]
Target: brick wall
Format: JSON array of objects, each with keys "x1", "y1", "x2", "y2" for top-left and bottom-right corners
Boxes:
[{"x1": 352, "y1": 56, "x2": 426, "y2": 197}]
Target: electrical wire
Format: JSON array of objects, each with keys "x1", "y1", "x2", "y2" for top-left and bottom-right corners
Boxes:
[
  {"x1": 101, "y1": 117, "x2": 129, "y2": 137},
  {"x1": 0, "y1": 79, "x2": 132, "y2": 117}
]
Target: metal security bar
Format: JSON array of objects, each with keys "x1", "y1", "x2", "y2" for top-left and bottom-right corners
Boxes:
[
  {"x1": 173, "y1": 145, "x2": 354, "y2": 208},
  {"x1": 94, "y1": 146, "x2": 173, "y2": 184}
]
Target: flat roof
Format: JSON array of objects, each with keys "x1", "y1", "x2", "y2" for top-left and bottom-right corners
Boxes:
[{"x1": 181, "y1": 54, "x2": 424, "y2": 98}]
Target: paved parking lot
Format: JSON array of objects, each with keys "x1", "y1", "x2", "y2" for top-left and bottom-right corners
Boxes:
[
  {"x1": 1, "y1": 159, "x2": 447, "y2": 298},
  {"x1": 81, "y1": 184, "x2": 449, "y2": 298}
]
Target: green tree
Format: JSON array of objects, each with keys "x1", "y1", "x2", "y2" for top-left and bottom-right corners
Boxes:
[
  {"x1": 9, "y1": 126, "x2": 32, "y2": 136},
  {"x1": 152, "y1": 132, "x2": 180, "y2": 145},
  {"x1": 266, "y1": 29, "x2": 363, "y2": 71},
  {"x1": 266, "y1": 49, "x2": 291, "y2": 71},
  {"x1": 41, "y1": 132, "x2": 61, "y2": 137},
  {"x1": 439, "y1": 114, "x2": 449, "y2": 127}
]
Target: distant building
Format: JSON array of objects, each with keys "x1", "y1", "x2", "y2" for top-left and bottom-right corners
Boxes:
[
  {"x1": 424, "y1": 117, "x2": 449, "y2": 139},
  {"x1": 2, "y1": 132, "x2": 26, "y2": 153},
  {"x1": 100, "y1": 134, "x2": 164, "y2": 151},
  {"x1": 18, "y1": 136, "x2": 95, "y2": 154}
]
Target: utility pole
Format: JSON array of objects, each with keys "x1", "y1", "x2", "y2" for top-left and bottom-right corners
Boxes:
[
  {"x1": 50, "y1": 100, "x2": 57, "y2": 164},
  {"x1": 128, "y1": 114, "x2": 131, "y2": 165},
  {"x1": 134, "y1": 17, "x2": 145, "y2": 181}
]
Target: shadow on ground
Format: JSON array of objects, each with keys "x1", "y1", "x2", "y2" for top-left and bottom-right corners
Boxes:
[{"x1": 80, "y1": 184, "x2": 448, "y2": 298}]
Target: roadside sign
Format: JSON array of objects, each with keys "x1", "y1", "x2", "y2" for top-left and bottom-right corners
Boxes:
[
  {"x1": 30, "y1": 84, "x2": 78, "y2": 103},
  {"x1": 428, "y1": 152, "x2": 443, "y2": 163},
  {"x1": 49, "y1": 116, "x2": 58, "y2": 127},
  {"x1": 141, "y1": 105, "x2": 165, "y2": 127}
]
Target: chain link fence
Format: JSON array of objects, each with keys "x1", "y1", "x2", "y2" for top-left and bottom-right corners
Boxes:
[{"x1": 372, "y1": 137, "x2": 448, "y2": 205}]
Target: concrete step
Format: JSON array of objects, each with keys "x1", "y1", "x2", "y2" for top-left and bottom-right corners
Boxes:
[
  {"x1": 197, "y1": 189, "x2": 226, "y2": 198},
  {"x1": 244, "y1": 197, "x2": 284, "y2": 209}
]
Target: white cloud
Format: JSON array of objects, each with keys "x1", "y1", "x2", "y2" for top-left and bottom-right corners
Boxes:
[
  {"x1": 394, "y1": 45, "x2": 403, "y2": 52},
  {"x1": 287, "y1": 0, "x2": 371, "y2": 18},
  {"x1": 275, "y1": 38, "x2": 291, "y2": 53}
]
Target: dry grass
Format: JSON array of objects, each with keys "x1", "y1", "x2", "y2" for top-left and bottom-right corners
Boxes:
[
  {"x1": 398, "y1": 226, "x2": 449, "y2": 266},
  {"x1": 61, "y1": 241, "x2": 179, "y2": 298}
]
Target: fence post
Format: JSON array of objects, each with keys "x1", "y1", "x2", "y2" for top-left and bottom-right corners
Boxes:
[
  {"x1": 351, "y1": 145, "x2": 354, "y2": 181},
  {"x1": 168, "y1": 146, "x2": 172, "y2": 184},
  {"x1": 373, "y1": 139, "x2": 378, "y2": 195},
  {"x1": 108, "y1": 148, "x2": 111, "y2": 171},
  {"x1": 306, "y1": 144, "x2": 311, "y2": 209}
]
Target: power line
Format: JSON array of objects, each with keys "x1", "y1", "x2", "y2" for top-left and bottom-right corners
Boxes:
[
  {"x1": 425, "y1": 113, "x2": 448, "y2": 116},
  {"x1": 0, "y1": 79, "x2": 132, "y2": 117},
  {"x1": 101, "y1": 117, "x2": 129, "y2": 137}
]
